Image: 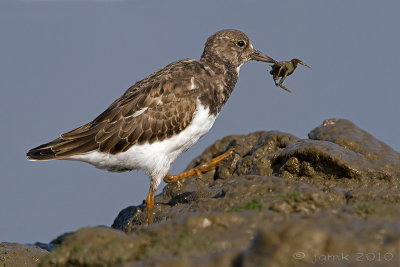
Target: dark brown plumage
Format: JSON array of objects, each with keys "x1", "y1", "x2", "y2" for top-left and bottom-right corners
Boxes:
[{"x1": 27, "y1": 61, "x2": 204, "y2": 159}]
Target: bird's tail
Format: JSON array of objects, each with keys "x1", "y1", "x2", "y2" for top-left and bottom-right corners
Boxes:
[
  {"x1": 27, "y1": 138, "x2": 64, "y2": 161},
  {"x1": 27, "y1": 123, "x2": 102, "y2": 161}
]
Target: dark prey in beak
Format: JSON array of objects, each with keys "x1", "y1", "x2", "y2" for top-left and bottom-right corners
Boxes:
[{"x1": 269, "y1": 58, "x2": 311, "y2": 93}]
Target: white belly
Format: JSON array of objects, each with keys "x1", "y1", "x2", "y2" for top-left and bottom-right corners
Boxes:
[{"x1": 69, "y1": 101, "x2": 216, "y2": 187}]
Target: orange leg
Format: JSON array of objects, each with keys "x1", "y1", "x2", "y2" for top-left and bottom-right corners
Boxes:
[
  {"x1": 164, "y1": 151, "x2": 233, "y2": 183},
  {"x1": 145, "y1": 187, "x2": 155, "y2": 225}
]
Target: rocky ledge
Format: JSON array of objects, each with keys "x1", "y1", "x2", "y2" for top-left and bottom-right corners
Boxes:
[{"x1": 3, "y1": 119, "x2": 400, "y2": 267}]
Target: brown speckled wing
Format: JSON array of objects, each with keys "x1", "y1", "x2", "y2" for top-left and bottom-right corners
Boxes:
[
  {"x1": 27, "y1": 60, "x2": 201, "y2": 159},
  {"x1": 95, "y1": 89, "x2": 198, "y2": 154}
]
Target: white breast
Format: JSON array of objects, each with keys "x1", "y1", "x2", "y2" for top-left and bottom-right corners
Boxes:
[{"x1": 69, "y1": 100, "x2": 217, "y2": 188}]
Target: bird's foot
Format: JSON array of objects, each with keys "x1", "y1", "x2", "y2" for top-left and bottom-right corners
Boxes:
[{"x1": 163, "y1": 151, "x2": 234, "y2": 183}]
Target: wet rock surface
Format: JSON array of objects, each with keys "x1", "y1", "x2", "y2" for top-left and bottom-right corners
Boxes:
[{"x1": 24, "y1": 119, "x2": 400, "y2": 266}]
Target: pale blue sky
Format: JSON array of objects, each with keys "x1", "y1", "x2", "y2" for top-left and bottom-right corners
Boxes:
[{"x1": 1, "y1": 1, "x2": 399, "y2": 243}]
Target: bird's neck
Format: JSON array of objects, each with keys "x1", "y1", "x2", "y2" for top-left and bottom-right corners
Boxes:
[
  {"x1": 201, "y1": 53, "x2": 234, "y2": 72},
  {"x1": 201, "y1": 57, "x2": 237, "y2": 77},
  {"x1": 199, "y1": 56, "x2": 238, "y2": 115}
]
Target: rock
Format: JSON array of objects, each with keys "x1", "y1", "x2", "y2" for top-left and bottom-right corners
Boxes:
[
  {"x1": 24, "y1": 231, "x2": 75, "y2": 253},
  {"x1": 0, "y1": 242, "x2": 48, "y2": 267},
  {"x1": 309, "y1": 119, "x2": 400, "y2": 165},
  {"x1": 309, "y1": 118, "x2": 400, "y2": 180},
  {"x1": 238, "y1": 212, "x2": 400, "y2": 267},
  {"x1": 38, "y1": 227, "x2": 150, "y2": 267},
  {"x1": 28, "y1": 242, "x2": 56, "y2": 252},
  {"x1": 39, "y1": 119, "x2": 400, "y2": 266}
]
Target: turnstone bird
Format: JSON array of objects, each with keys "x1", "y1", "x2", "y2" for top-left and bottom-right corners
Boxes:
[{"x1": 27, "y1": 29, "x2": 277, "y2": 224}]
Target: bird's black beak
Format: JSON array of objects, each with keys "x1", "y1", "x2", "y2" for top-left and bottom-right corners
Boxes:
[{"x1": 250, "y1": 50, "x2": 277, "y2": 63}]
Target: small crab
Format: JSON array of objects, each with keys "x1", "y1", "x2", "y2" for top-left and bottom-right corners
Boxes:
[{"x1": 270, "y1": 58, "x2": 311, "y2": 93}]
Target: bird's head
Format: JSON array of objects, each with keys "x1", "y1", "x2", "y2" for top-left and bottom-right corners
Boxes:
[{"x1": 201, "y1": 29, "x2": 276, "y2": 69}]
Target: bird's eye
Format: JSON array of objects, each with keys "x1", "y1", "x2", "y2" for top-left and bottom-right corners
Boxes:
[{"x1": 237, "y1": 40, "x2": 246, "y2": 47}]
